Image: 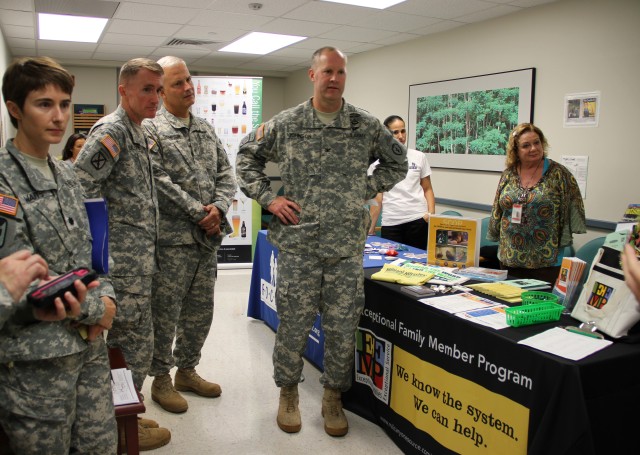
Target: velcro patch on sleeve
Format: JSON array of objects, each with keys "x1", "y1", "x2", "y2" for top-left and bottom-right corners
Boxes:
[
  {"x1": 0, "y1": 194, "x2": 19, "y2": 217},
  {"x1": 256, "y1": 123, "x2": 265, "y2": 142},
  {"x1": 100, "y1": 134, "x2": 121, "y2": 158}
]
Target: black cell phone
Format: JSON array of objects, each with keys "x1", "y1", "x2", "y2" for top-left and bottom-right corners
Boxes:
[{"x1": 27, "y1": 267, "x2": 97, "y2": 309}]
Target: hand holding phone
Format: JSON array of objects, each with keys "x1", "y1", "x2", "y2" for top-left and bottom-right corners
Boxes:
[{"x1": 27, "y1": 267, "x2": 97, "y2": 309}]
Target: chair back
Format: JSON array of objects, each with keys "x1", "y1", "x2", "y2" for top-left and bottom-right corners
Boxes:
[
  {"x1": 480, "y1": 216, "x2": 499, "y2": 248},
  {"x1": 575, "y1": 236, "x2": 607, "y2": 269},
  {"x1": 440, "y1": 210, "x2": 462, "y2": 217}
]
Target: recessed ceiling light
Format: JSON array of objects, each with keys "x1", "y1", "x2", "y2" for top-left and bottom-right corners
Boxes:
[
  {"x1": 38, "y1": 13, "x2": 108, "y2": 43},
  {"x1": 219, "y1": 32, "x2": 306, "y2": 55},
  {"x1": 320, "y1": 0, "x2": 405, "y2": 8}
]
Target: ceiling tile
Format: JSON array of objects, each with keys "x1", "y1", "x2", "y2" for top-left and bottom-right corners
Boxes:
[
  {"x1": 114, "y1": 2, "x2": 199, "y2": 24},
  {"x1": 455, "y1": 4, "x2": 522, "y2": 23},
  {"x1": 1, "y1": 24, "x2": 35, "y2": 39},
  {"x1": 389, "y1": 0, "x2": 493, "y2": 20},
  {"x1": 101, "y1": 33, "x2": 167, "y2": 47},
  {"x1": 0, "y1": 0, "x2": 33, "y2": 11},
  {"x1": 106, "y1": 19, "x2": 182, "y2": 37},
  {"x1": 188, "y1": 10, "x2": 273, "y2": 29},
  {"x1": 351, "y1": 10, "x2": 441, "y2": 32},
  {"x1": 0, "y1": 0, "x2": 560, "y2": 75},
  {"x1": 257, "y1": 18, "x2": 338, "y2": 37},
  {"x1": 38, "y1": 40, "x2": 98, "y2": 51},
  {"x1": 0, "y1": 10, "x2": 34, "y2": 26},
  {"x1": 318, "y1": 25, "x2": 398, "y2": 43},
  {"x1": 283, "y1": 1, "x2": 378, "y2": 25}
]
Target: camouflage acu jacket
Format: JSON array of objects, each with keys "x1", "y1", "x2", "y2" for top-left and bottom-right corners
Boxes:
[{"x1": 236, "y1": 99, "x2": 407, "y2": 257}]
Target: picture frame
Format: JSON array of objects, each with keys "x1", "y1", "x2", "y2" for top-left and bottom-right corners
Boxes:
[{"x1": 408, "y1": 68, "x2": 536, "y2": 172}]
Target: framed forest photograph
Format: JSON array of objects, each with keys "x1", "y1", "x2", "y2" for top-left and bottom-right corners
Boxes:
[{"x1": 408, "y1": 68, "x2": 535, "y2": 172}]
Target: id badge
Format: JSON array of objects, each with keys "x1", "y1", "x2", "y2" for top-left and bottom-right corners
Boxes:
[{"x1": 512, "y1": 204, "x2": 522, "y2": 224}]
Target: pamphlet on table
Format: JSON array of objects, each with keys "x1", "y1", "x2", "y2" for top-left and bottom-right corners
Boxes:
[{"x1": 427, "y1": 215, "x2": 481, "y2": 269}]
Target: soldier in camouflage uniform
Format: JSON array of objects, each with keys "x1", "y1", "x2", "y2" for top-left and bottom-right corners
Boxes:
[
  {"x1": 73, "y1": 58, "x2": 171, "y2": 450},
  {"x1": 0, "y1": 57, "x2": 117, "y2": 454},
  {"x1": 236, "y1": 47, "x2": 407, "y2": 437},
  {"x1": 142, "y1": 56, "x2": 236, "y2": 413}
]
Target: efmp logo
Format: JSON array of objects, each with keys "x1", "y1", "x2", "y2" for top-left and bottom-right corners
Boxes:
[{"x1": 355, "y1": 328, "x2": 392, "y2": 404}]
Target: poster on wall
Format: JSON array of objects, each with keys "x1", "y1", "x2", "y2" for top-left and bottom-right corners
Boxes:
[
  {"x1": 563, "y1": 91, "x2": 600, "y2": 128},
  {"x1": 191, "y1": 76, "x2": 263, "y2": 266}
]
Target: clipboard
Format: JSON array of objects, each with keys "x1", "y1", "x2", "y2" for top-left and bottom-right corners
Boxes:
[{"x1": 561, "y1": 321, "x2": 604, "y2": 339}]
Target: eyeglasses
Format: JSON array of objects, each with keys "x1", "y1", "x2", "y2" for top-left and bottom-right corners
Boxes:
[{"x1": 391, "y1": 129, "x2": 406, "y2": 135}]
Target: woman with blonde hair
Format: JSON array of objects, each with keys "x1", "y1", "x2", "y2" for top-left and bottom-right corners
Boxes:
[{"x1": 487, "y1": 123, "x2": 586, "y2": 282}]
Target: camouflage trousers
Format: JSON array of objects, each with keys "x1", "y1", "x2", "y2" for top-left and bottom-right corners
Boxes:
[
  {"x1": 0, "y1": 337, "x2": 117, "y2": 455},
  {"x1": 107, "y1": 275, "x2": 154, "y2": 392},
  {"x1": 273, "y1": 251, "x2": 364, "y2": 390},
  {"x1": 149, "y1": 244, "x2": 216, "y2": 376}
]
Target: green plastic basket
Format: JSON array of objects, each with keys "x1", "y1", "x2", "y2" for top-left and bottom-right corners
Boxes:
[
  {"x1": 521, "y1": 291, "x2": 559, "y2": 305},
  {"x1": 505, "y1": 302, "x2": 564, "y2": 327}
]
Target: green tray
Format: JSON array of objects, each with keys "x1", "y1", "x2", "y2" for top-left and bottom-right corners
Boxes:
[
  {"x1": 521, "y1": 291, "x2": 559, "y2": 305},
  {"x1": 505, "y1": 301, "x2": 564, "y2": 327}
]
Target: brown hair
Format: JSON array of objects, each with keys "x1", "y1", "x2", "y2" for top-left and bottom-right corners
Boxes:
[
  {"x1": 505, "y1": 123, "x2": 549, "y2": 169},
  {"x1": 62, "y1": 132, "x2": 87, "y2": 160},
  {"x1": 2, "y1": 56, "x2": 74, "y2": 128},
  {"x1": 119, "y1": 58, "x2": 163, "y2": 85}
]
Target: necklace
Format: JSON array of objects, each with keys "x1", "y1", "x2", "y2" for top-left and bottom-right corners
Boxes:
[
  {"x1": 518, "y1": 159, "x2": 543, "y2": 203},
  {"x1": 519, "y1": 158, "x2": 542, "y2": 189}
]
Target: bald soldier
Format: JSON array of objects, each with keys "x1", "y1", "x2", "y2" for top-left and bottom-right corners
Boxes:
[{"x1": 236, "y1": 46, "x2": 407, "y2": 437}]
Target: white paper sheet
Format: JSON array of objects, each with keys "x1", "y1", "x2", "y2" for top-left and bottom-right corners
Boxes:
[
  {"x1": 518, "y1": 327, "x2": 612, "y2": 360},
  {"x1": 111, "y1": 368, "x2": 140, "y2": 405}
]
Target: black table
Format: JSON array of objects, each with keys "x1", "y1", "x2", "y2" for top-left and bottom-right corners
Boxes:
[
  {"x1": 247, "y1": 231, "x2": 640, "y2": 454},
  {"x1": 344, "y1": 269, "x2": 640, "y2": 454}
]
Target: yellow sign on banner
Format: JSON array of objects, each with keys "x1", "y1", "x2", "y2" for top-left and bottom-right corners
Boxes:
[{"x1": 391, "y1": 347, "x2": 529, "y2": 454}]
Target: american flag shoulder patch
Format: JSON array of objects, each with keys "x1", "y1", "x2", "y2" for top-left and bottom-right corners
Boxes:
[
  {"x1": 0, "y1": 194, "x2": 19, "y2": 217},
  {"x1": 147, "y1": 138, "x2": 156, "y2": 150},
  {"x1": 100, "y1": 134, "x2": 121, "y2": 158}
]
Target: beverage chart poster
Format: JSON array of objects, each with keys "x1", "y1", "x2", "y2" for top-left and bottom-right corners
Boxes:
[{"x1": 191, "y1": 76, "x2": 263, "y2": 266}]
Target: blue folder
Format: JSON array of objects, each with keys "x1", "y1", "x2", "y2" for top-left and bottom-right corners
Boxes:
[{"x1": 84, "y1": 198, "x2": 109, "y2": 274}]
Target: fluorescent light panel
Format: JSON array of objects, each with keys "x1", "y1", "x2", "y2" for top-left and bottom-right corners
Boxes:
[
  {"x1": 38, "y1": 13, "x2": 108, "y2": 43},
  {"x1": 219, "y1": 32, "x2": 306, "y2": 55},
  {"x1": 320, "y1": 0, "x2": 405, "y2": 8}
]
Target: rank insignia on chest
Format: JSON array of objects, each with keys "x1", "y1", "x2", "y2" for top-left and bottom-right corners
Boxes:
[
  {"x1": 0, "y1": 194, "x2": 18, "y2": 217},
  {"x1": 100, "y1": 134, "x2": 121, "y2": 158},
  {"x1": 349, "y1": 113, "x2": 361, "y2": 130}
]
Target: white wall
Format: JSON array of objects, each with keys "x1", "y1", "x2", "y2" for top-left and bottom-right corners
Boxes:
[
  {"x1": 283, "y1": 0, "x2": 640, "y2": 249},
  {"x1": 0, "y1": 25, "x2": 13, "y2": 143}
]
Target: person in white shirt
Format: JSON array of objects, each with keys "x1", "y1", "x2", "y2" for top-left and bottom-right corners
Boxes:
[{"x1": 368, "y1": 115, "x2": 435, "y2": 249}]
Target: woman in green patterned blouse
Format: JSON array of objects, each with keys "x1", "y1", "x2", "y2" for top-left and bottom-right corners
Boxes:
[{"x1": 487, "y1": 123, "x2": 586, "y2": 283}]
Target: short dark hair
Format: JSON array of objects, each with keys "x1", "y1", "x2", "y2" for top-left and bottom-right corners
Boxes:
[
  {"x1": 2, "y1": 56, "x2": 74, "y2": 128},
  {"x1": 383, "y1": 115, "x2": 404, "y2": 129},
  {"x1": 62, "y1": 132, "x2": 87, "y2": 161},
  {"x1": 119, "y1": 58, "x2": 163, "y2": 85}
]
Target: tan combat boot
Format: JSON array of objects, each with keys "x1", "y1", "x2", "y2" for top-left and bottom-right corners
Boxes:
[
  {"x1": 151, "y1": 374, "x2": 188, "y2": 413},
  {"x1": 322, "y1": 387, "x2": 348, "y2": 436},
  {"x1": 175, "y1": 368, "x2": 221, "y2": 397},
  {"x1": 277, "y1": 385, "x2": 301, "y2": 433},
  {"x1": 137, "y1": 423, "x2": 171, "y2": 451},
  {"x1": 138, "y1": 417, "x2": 159, "y2": 428}
]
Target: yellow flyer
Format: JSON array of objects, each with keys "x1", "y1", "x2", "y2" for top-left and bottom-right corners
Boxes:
[{"x1": 428, "y1": 215, "x2": 481, "y2": 269}]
